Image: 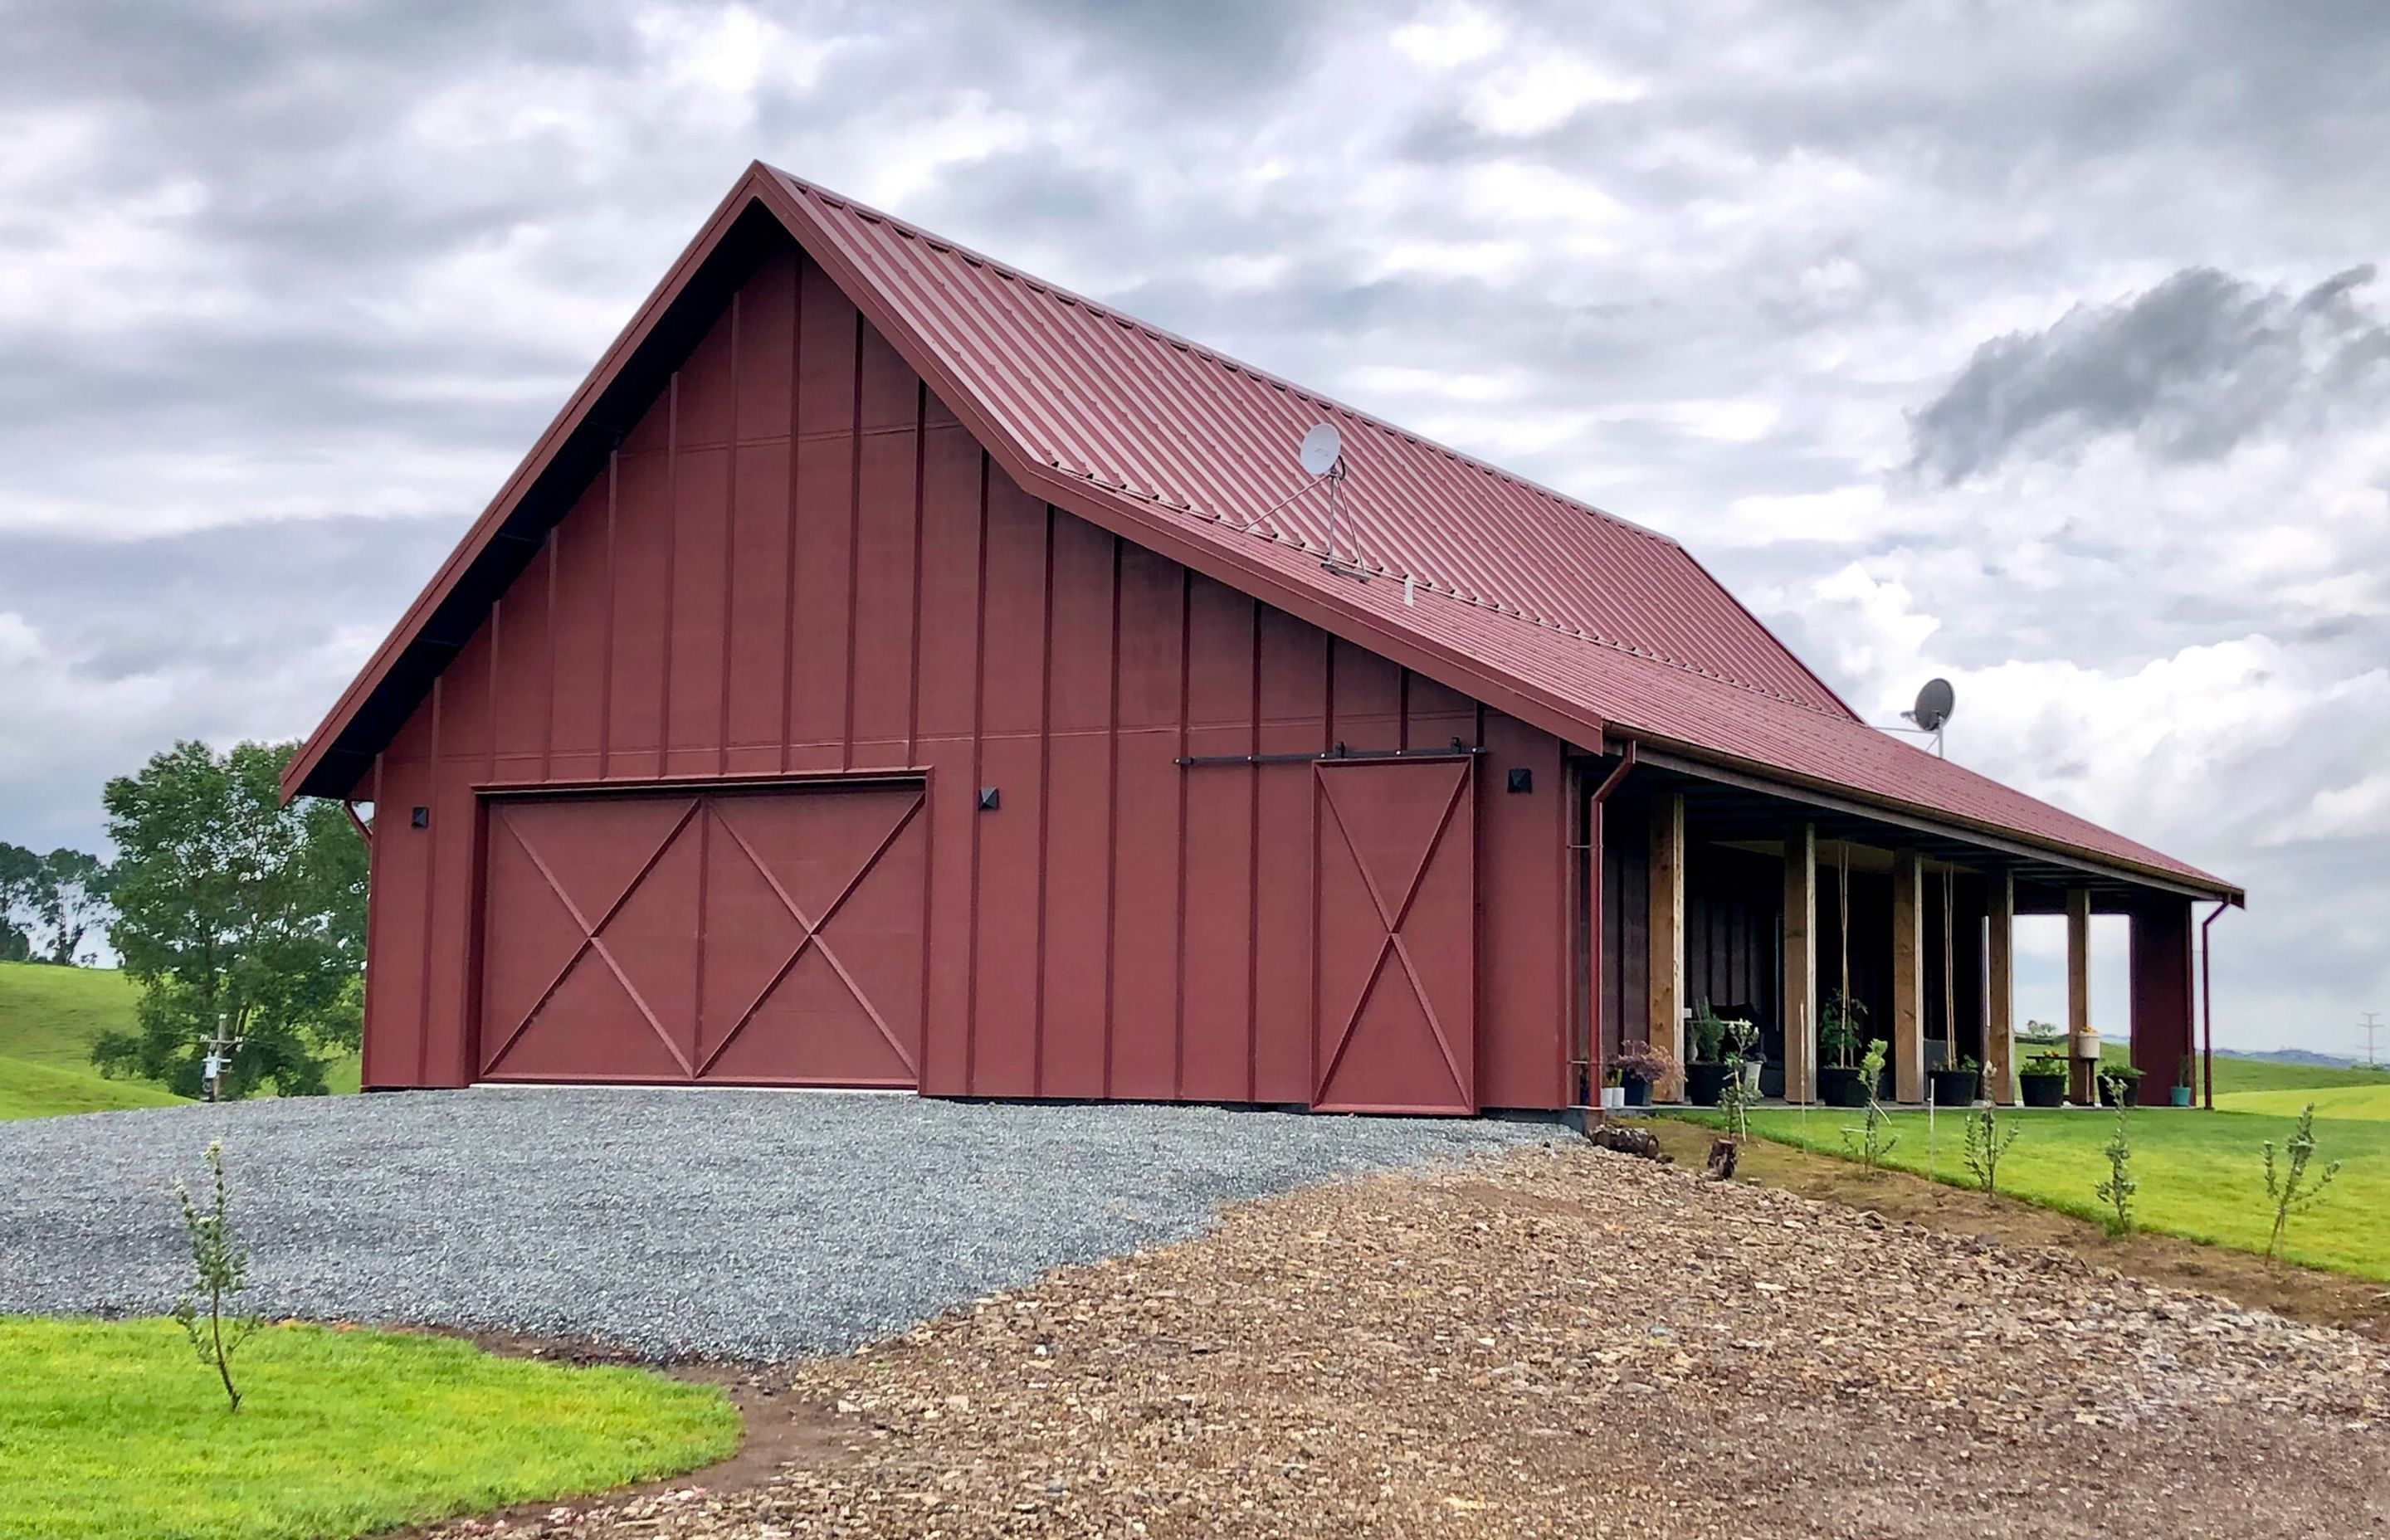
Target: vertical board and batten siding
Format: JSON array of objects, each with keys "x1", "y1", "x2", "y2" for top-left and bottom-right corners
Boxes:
[{"x1": 362, "y1": 238, "x2": 1573, "y2": 1108}]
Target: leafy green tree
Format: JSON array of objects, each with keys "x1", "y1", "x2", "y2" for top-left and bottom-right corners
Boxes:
[
  {"x1": 0, "y1": 842, "x2": 113, "y2": 965},
  {"x1": 91, "y1": 742, "x2": 366, "y2": 1098}
]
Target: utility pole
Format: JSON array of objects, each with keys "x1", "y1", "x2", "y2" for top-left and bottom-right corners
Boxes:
[
  {"x1": 2361, "y1": 1012, "x2": 2384, "y2": 1070},
  {"x1": 199, "y1": 1012, "x2": 243, "y2": 1103}
]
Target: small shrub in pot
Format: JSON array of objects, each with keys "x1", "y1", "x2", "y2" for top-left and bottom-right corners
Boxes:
[
  {"x1": 1816, "y1": 989, "x2": 1871, "y2": 1108},
  {"x1": 2019, "y1": 1051, "x2": 2068, "y2": 1108},
  {"x1": 1613, "y1": 1041, "x2": 1680, "y2": 1107}
]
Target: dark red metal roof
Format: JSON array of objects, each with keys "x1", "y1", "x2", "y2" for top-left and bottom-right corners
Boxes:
[{"x1": 283, "y1": 163, "x2": 2237, "y2": 900}]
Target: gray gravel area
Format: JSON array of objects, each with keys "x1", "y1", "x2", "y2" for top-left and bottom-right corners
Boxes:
[{"x1": 0, "y1": 1089, "x2": 1549, "y2": 1359}]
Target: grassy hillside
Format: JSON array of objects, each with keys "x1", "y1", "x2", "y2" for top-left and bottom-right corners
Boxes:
[
  {"x1": 2201, "y1": 1053, "x2": 2390, "y2": 1095},
  {"x1": 2059, "y1": 1040, "x2": 2390, "y2": 1096},
  {"x1": 0, "y1": 1059, "x2": 186, "y2": 1121},
  {"x1": 0, "y1": 961, "x2": 142, "y2": 1071},
  {"x1": 2217, "y1": 1084, "x2": 2390, "y2": 1122},
  {"x1": 0, "y1": 960, "x2": 359, "y2": 1116}
]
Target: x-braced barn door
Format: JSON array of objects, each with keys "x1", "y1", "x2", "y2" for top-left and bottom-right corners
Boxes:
[
  {"x1": 1311, "y1": 757, "x2": 1476, "y2": 1114},
  {"x1": 476, "y1": 785, "x2": 926, "y2": 1087}
]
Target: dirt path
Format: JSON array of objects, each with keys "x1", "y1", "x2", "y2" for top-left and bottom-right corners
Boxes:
[{"x1": 435, "y1": 1140, "x2": 2388, "y2": 1538}]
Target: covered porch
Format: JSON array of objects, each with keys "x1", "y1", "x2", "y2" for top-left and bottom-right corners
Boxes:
[{"x1": 1569, "y1": 743, "x2": 2240, "y2": 1111}]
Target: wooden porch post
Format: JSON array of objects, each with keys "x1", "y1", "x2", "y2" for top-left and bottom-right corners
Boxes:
[
  {"x1": 2067, "y1": 887, "x2": 2093, "y2": 1104},
  {"x1": 1647, "y1": 792, "x2": 1685, "y2": 1100},
  {"x1": 1782, "y1": 822, "x2": 1817, "y2": 1104},
  {"x1": 1987, "y1": 870, "x2": 2015, "y2": 1104},
  {"x1": 1892, "y1": 849, "x2": 1924, "y2": 1103}
]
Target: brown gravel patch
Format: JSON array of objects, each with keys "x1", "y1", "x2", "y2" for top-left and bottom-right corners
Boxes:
[{"x1": 432, "y1": 1141, "x2": 2390, "y2": 1538}]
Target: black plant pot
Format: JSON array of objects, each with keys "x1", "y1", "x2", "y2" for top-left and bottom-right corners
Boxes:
[
  {"x1": 1928, "y1": 1067, "x2": 1980, "y2": 1107},
  {"x1": 1818, "y1": 1065, "x2": 1869, "y2": 1109},
  {"x1": 1685, "y1": 1062, "x2": 1730, "y2": 1107},
  {"x1": 2020, "y1": 1074, "x2": 2066, "y2": 1109},
  {"x1": 1622, "y1": 1076, "x2": 1652, "y2": 1108}
]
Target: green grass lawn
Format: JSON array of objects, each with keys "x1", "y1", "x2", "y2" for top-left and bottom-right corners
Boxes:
[
  {"x1": 0, "y1": 1317, "x2": 739, "y2": 1540},
  {"x1": 1720, "y1": 1104, "x2": 2390, "y2": 1282},
  {"x1": 0, "y1": 960, "x2": 361, "y2": 1115}
]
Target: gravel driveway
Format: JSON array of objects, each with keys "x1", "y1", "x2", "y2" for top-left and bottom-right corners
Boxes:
[{"x1": 0, "y1": 1089, "x2": 1547, "y2": 1358}]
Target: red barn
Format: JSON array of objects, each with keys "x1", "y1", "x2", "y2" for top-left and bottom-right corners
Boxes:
[{"x1": 285, "y1": 164, "x2": 2241, "y2": 1114}]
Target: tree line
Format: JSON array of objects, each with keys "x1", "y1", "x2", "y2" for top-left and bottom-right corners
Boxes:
[{"x1": 7, "y1": 741, "x2": 365, "y2": 1099}]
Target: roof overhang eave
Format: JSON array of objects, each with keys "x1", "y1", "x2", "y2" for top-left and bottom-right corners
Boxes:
[{"x1": 1599, "y1": 738, "x2": 2245, "y2": 907}]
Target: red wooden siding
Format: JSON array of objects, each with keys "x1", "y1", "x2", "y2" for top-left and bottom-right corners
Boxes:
[{"x1": 360, "y1": 235, "x2": 1573, "y2": 1109}]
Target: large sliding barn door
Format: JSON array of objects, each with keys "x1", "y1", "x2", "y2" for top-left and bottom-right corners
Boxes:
[
  {"x1": 476, "y1": 785, "x2": 925, "y2": 1087},
  {"x1": 1311, "y1": 757, "x2": 1476, "y2": 1114}
]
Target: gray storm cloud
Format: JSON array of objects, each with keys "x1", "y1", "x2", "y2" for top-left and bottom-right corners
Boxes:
[{"x1": 1908, "y1": 265, "x2": 2390, "y2": 482}]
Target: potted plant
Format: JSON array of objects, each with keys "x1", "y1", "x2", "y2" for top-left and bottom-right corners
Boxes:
[
  {"x1": 1929, "y1": 1055, "x2": 1981, "y2": 1108},
  {"x1": 1613, "y1": 1041, "x2": 1679, "y2": 1108},
  {"x1": 1817, "y1": 989, "x2": 1871, "y2": 1108},
  {"x1": 2098, "y1": 1064, "x2": 2145, "y2": 1107},
  {"x1": 2019, "y1": 1050, "x2": 2068, "y2": 1108},
  {"x1": 1729, "y1": 1015, "x2": 1764, "y2": 1095},
  {"x1": 2172, "y1": 1054, "x2": 2194, "y2": 1108},
  {"x1": 1684, "y1": 1000, "x2": 1730, "y2": 1107},
  {"x1": 1600, "y1": 1068, "x2": 1626, "y2": 1112}
]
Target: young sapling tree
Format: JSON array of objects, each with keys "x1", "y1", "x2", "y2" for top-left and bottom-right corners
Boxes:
[
  {"x1": 2261, "y1": 1104, "x2": 2342, "y2": 1264},
  {"x1": 1714, "y1": 1016, "x2": 1758, "y2": 1141},
  {"x1": 1840, "y1": 1040, "x2": 1898, "y2": 1171},
  {"x1": 1963, "y1": 1103, "x2": 2019, "y2": 1196},
  {"x1": 2093, "y1": 1094, "x2": 2136, "y2": 1236},
  {"x1": 173, "y1": 1139, "x2": 261, "y2": 1412}
]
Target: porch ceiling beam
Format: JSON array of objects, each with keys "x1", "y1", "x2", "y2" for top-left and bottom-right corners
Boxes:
[{"x1": 1602, "y1": 743, "x2": 2230, "y2": 904}]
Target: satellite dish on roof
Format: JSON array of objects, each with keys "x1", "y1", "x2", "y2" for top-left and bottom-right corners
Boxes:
[
  {"x1": 1908, "y1": 677, "x2": 1955, "y2": 733},
  {"x1": 1298, "y1": 422, "x2": 1344, "y2": 477}
]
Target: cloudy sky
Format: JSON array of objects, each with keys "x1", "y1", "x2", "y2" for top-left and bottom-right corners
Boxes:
[{"x1": 3, "y1": 0, "x2": 2385, "y2": 1052}]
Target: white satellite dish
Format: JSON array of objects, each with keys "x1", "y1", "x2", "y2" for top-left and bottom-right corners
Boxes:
[{"x1": 1298, "y1": 422, "x2": 1344, "y2": 477}]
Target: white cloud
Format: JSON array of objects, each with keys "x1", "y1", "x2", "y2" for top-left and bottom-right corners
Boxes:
[
  {"x1": 1464, "y1": 53, "x2": 1643, "y2": 136},
  {"x1": 1391, "y1": 8, "x2": 1505, "y2": 68}
]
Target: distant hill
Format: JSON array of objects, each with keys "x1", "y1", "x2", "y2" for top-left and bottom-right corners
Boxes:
[{"x1": 2216, "y1": 1046, "x2": 2372, "y2": 1070}]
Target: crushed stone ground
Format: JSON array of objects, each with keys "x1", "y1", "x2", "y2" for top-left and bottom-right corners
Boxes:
[
  {"x1": 0, "y1": 1089, "x2": 1542, "y2": 1358},
  {"x1": 439, "y1": 1143, "x2": 2390, "y2": 1539}
]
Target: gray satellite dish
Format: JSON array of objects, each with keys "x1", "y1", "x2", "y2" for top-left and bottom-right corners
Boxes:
[
  {"x1": 1298, "y1": 422, "x2": 1344, "y2": 477},
  {"x1": 1908, "y1": 677, "x2": 1955, "y2": 733}
]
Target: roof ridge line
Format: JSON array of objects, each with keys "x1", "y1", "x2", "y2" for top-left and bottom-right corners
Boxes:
[
  {"x1": 1048, "y1": 455, "x2": 1832, "y2": 711},
  {"x1": 763, "y1": 163, "x2": 1685, "y2": 553}
]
